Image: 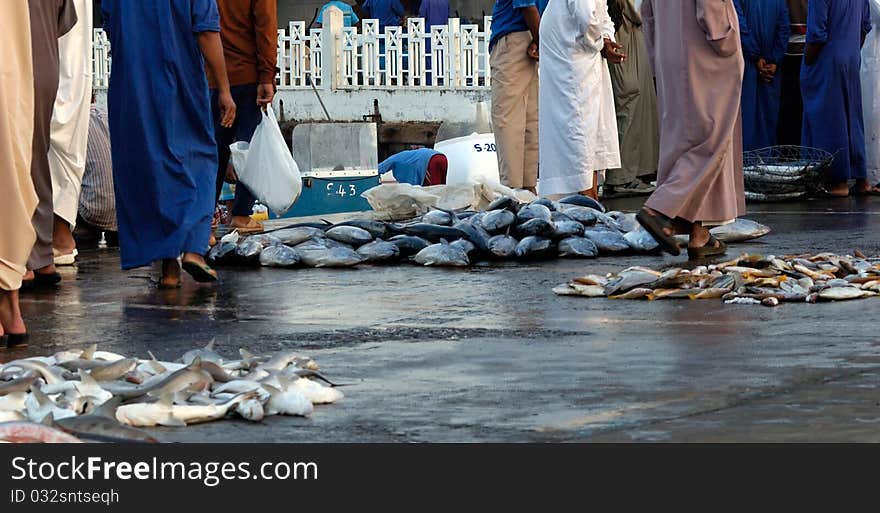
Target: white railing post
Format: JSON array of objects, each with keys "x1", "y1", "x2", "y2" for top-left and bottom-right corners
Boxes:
[
  {"x1": 407, "y1": 18, "x2": 426, "y2": 87},
  {"x1": 447, "y1": 18, "x2": 461, "y2": 89},
  {"x1": 322, "y1": 6, "x2": 343, "y2": 90}
]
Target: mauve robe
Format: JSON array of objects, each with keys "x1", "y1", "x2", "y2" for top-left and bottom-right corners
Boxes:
[{"x1": 641, "y1": 0, "x2": 746, "y2": 224}]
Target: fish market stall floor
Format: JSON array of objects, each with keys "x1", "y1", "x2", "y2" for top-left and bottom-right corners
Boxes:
[{"x1": 6, "y1": 197, "x2": 880, "y2": 442}]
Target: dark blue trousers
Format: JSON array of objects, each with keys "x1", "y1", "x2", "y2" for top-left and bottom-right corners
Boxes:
[{"x1": 212, "y1": 83, "x2": 261, "y2": 217}]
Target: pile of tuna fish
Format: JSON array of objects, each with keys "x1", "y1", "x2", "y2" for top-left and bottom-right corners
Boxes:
[
  {"x1": 554, "y1": 252, "x2": 880, "y2": 306},
  {"x1": 208, "y1": 195, "x2": 771, "y2": 268},
  {"x1": 0, "y1": 342, "x2": 342, "y2": 443}
]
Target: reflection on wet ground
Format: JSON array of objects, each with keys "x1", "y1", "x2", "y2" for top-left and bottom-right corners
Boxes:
[{"x1": 6, "y1": 197, "x2": 880, "y2": 441}]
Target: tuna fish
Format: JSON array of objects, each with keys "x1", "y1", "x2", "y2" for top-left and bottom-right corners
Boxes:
[
  {"x1": 234, "y1": 239, "x2": 264, "y2": 263},
  {"x1": 259, "y1": 245, "x2": 302, "y2": 267},
  {"x1": 402, "y1": 223, "x2": 468, "y2": 242},
  {"x1": 298, "y1": 247, "x2": 365, "y2": 268},
  {"x1": 552, "y1": 220, "x2": 585, "y2": 239},
  {"x1": 414, "y1": 243, "x2": 470, "y2": 267},
  {"x1": 325, "y1": 226, "x2": 374, "y2": 247},
  {"x1": 356, "y1": 240, "x2": 402, "y2": 263},
  {"x1": 558, "y1": 195, "x2": 606, "y2": 212},
  {"x1": 583, "y1": 229, "x2": 631, "y2": 253},
  {"x1": 488, "y1": 235, "x2": 519, "y2": 259},
  {"x1": 514, "y1": 219, "x2": 556, "y2": 238},
  {"x1": 207, "y1": 241, "x2": 237, "y2": 265},
  {"x1": 515, "y1": 236, "x2": 555, "y2": 259},
  {"x1": 422, "y1": 210, "x2": 455, "y2": 226},
  {"x1": 271, "y1": 226, "x2": 326, "y2": 246},
  {"x1": 623, "y1": 227, "x2": 660, "y2": 252},
  {"x1": 516, "y1": 204, "x2": 553, "y2": 223},
  {"x1": 480, "y1": 209, "x2": 517, "y2": 233},
  {"x1": 557, "y1": 237, "x2": 599, "y2": 258},
  {"x1": 330, "y1": 220, "x2": 398, "y2": 239},
  {"x1": 557, "y1": 205, "x2": 599, "y2": 226},
  {"x1": 389, "y1": 235, "x2": 431, "y2": 257},
  {"x1": 453, "y1": 221, "x2": 492, "y2": 253}
]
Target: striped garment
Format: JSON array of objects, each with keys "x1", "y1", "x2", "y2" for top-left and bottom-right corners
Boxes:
[
  {"x1": 786, "y1": 0, "x2": 808, "y2": 56},
  {"x1": 78, "y1": 106, "x2": 117, "y2": 231}
]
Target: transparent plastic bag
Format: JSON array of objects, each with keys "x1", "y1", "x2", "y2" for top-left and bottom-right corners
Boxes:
[{"x1": 230, "y1": 106, "x2": 302, "y2": 216}]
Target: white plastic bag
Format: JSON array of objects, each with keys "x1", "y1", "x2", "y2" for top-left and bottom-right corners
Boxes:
[
  {"x1": 230, "y1": 106, "x2": 302, "y2": 216},
  {"x1": 361, "y1": 183, "x2": 441, "y2": 219}
]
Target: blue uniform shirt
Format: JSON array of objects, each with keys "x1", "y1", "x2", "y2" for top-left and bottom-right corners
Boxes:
[
  {"x1": 489, "y1": 0, "x2": 549, "y2": 52},
  {"x1": 363, "y1": 0, "x2": 405, "y2": 29},
  {"x1": 378, "y1": 149, "x2": 441, "y2": 186},
  {"x1": 316, "y1": 1, "x2": 360, "y2": 27}
]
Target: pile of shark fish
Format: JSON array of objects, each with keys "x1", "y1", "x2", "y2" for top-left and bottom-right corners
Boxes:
[
  {"x1": 0, "y1": 342, "x2": 343, "y2": 443},
  {"x1": 208, "y1": 195, "x2": 771, "y2": 268},
  {"x1": 554, "y1": 252, "x2": 880, "y2": 306}
]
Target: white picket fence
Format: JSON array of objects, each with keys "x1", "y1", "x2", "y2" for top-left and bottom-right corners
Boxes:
[{"x1": 93, "y1": 15, "x2": 493, "y2": 91}]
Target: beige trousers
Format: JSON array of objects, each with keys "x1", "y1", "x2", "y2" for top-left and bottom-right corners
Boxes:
[
  {"x1": 490, "y1": 31, "x2": 539, "y2": 189},
  {"x1": 0, "y1": 3, "x2": 37, "y2": 290}
]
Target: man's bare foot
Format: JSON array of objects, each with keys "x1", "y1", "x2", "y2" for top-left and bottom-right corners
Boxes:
[
  {"x1": 826, "y1": 182, "x2": 850, "y2": 197},
  {"x1": 160, "y1": 259, "x2": 182, "y2": 288},
  {"x1": 850, "y1": 179, "x2": 880, "y2": 195},
  {"x1": 688, "y1": 222, "x2": 712, "y2": 249},
  {"x1": 0, "y1": 289, "x2": 26, "y2": 336},
  {"x1": 229, "y1": 216, "x2": 263, "y2": 233},
  {"x1": 53, "y1": 216, "x2": 77, "y2": 254}
]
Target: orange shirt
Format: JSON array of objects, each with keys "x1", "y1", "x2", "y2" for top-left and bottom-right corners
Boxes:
[{"x1": 209, "y1": 0, "x2": 278, "y2": 88}]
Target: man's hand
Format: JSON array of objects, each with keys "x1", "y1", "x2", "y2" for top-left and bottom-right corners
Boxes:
[
  {"x1": 756, "y1": 58, "x2": 777, "y2": 83},
  {"x1": 527, "y1": 40, "x2": 539, "y2": 60},
  {"x1": 218, "y1": 90, "x2": 236, "y2": 128},
  {"x1": 257, "y1": 83, "x2": 275, "y2": 109},
  {"x1": 602, "y1": 38, "x2": 626, "y2": 64}
]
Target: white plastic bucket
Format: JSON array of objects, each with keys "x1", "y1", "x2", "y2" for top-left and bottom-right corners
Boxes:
[{"x1": 434, "y1": 133, "x2": 501, "y2": 185}]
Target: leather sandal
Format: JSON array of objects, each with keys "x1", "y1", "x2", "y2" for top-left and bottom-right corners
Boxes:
[
  {"x1": 687, "y1": 235, "x2": 727, "y2": 260},
  {"x1": 636, "y1": 207, "x2": 681, "y2": 256},
  {"x1": 5, "y1": 333, "x2": 29, "y2": 348}
]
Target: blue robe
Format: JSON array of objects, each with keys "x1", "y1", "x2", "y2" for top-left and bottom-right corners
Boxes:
[
  {"x1": 735, "y1": 0, "x2": 790, "y2": 151},
  {"x1": 102, "y1": 0, "x2": 220, "y2": 269},
  {"x1": 801, "y1": 0, "x2": 872, "y2": 182}
]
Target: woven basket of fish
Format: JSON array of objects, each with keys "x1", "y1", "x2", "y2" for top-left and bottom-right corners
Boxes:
[
  {"x1": 742, "y1": 145, "x2": 832, "y2": 201},
  {"x1": 554, "y1": 252, "x2": 880, "y2": 306},
  {"x1": 0, "y1": 342, "x2": 344, "y2": 442},
  {"x1": 209, "y1": 195, "x2": 771, "y2": 269}
]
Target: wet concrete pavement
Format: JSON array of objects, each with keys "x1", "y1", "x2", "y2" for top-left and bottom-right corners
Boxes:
[{"x1": 6, "y1": 196, "x2": 880, "y2": 442}]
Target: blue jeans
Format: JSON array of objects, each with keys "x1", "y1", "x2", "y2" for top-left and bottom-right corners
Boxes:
[{"x1": 212, "y1": 83, "x2": 261, "y2": 217}]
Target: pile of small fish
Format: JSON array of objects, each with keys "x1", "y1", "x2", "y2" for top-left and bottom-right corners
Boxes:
[
  {"x1": 554, "y1": 252, "x2": 880, "y2": 306},
  {"x1": 209, "y1": 195, "x2": 771, "y2": 268},
  {"x1": 0, "y1": 341, "x2": 343, "y2": 443}
]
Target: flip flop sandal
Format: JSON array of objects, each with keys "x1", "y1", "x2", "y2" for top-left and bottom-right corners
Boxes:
[
  {"x1": 20, "y1": 272, "x2": 62, "y2": 291},
  {"x1": 687, "y1": 235, "x2": 728, "y2": 260},
  {"x1": 182, "y1": 261, "x2": 219, "y2": 283},
  {"x1": 53, "y1": 248, "x2": 78, "y2": 266},
  {"x1": 6, "y1": 333, "x2": 29, "y2": 348},
  {"x1": 636, "y1": 208, "x2": 681, "y2": 256}
]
